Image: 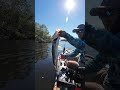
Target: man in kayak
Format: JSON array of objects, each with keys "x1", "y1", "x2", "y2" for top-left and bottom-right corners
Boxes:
[{"x1": 56, "y1": 24, "x2": 86, "y2": 69}]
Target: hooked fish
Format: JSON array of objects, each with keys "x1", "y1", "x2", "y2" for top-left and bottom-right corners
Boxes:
[{"x1": 52, "y1": 32, "x2": 60, "y2": 66}]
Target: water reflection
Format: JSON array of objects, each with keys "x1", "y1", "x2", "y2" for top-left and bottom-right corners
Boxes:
[
  {"x1": 0, "y1": 40, "x2": 35, "y2": 89},
  {"x1": 35, "y1": 43, "x2": 49, "y2": 61},
  {"x1": 0, "y1": 41, "x2": 69, "y2": 89}
]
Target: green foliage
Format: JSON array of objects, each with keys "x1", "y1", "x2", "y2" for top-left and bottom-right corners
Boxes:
[
  {"x1": 0, "y1": 0, "x2": 34, "y2": 39},
  {"x1": 35, "y1": 23, "x2": 51, "y2": 43}
]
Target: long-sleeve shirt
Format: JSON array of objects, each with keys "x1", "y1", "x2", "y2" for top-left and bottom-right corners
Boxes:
[
  {"x1": 85, "y1": 22, "x2": 120, "y2": 86},
  {"x1": 62, "y1": 33, "x2": 85, "y2": 63}
]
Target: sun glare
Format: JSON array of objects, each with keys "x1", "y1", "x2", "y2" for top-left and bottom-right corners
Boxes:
[{"x1": 65, "y1": 0, "x2": 75, "y2": 11}]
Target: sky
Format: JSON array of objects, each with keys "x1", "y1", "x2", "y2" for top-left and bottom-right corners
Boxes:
[{"x1": 35, "y1": 0, "x2": 85, "y2": 37}]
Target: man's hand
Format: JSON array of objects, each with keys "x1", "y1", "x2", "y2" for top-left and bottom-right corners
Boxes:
[
  {"x1": 56, "y1": 29, "x2": 66, "y2": 37},
  {"x1": 66, "y1": 61, "x2": 79, "y2": 70}
]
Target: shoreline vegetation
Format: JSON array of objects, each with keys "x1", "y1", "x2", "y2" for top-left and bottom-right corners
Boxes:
[{"x1": 35, "y1": 22, "x2": 52, "y2": 43}]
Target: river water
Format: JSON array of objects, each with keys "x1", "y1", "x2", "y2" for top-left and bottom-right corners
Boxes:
[
  {"x1": 0, "y1": 40, "x2": 75, "y2": 90},
  {"x1": 0, "y1": 40, "x2": 35, "y2": 90},
  {"x1": 0, "y1": 40, "x2": 97, "y2": 90}
]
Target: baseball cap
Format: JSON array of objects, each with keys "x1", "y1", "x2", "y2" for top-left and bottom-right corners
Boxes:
[{"x1": 72, "y1": 24, "x2": 85, "y2": 33}]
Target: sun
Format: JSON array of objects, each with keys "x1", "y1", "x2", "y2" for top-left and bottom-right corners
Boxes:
[{"x1": 65, "y1": 0, "x2": 75, "y2": 11}]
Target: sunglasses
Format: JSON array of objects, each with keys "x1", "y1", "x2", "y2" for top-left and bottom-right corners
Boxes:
[{"x1": 76, "y1": 30, "x2": 84, "y2": 34}]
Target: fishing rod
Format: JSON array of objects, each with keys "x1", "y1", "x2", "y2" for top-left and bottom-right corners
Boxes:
[{"x1": 63, "y1": 41, "x2": 66, "y2": 54}]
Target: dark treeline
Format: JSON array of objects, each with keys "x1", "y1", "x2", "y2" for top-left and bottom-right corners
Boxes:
[
  {"x1": 0, "y1": 0, "x2": 34, "y2": 39},
  {"x1": 35, "y1": 23, "x2": 51, "y2": 43}
]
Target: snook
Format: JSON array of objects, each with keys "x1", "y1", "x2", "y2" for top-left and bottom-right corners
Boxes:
[{"x1": 52, "y1": 32, "x2": 60, "y2": 66}]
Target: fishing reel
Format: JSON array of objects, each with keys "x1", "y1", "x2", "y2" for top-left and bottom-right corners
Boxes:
[{"x1": 65, "y1": 67, "x2": 85, "y2": 83}]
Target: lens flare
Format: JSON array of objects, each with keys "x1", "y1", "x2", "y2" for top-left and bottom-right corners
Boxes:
[{"x1": 66, "y1": 17, "x2": 68, "y2": 23}]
